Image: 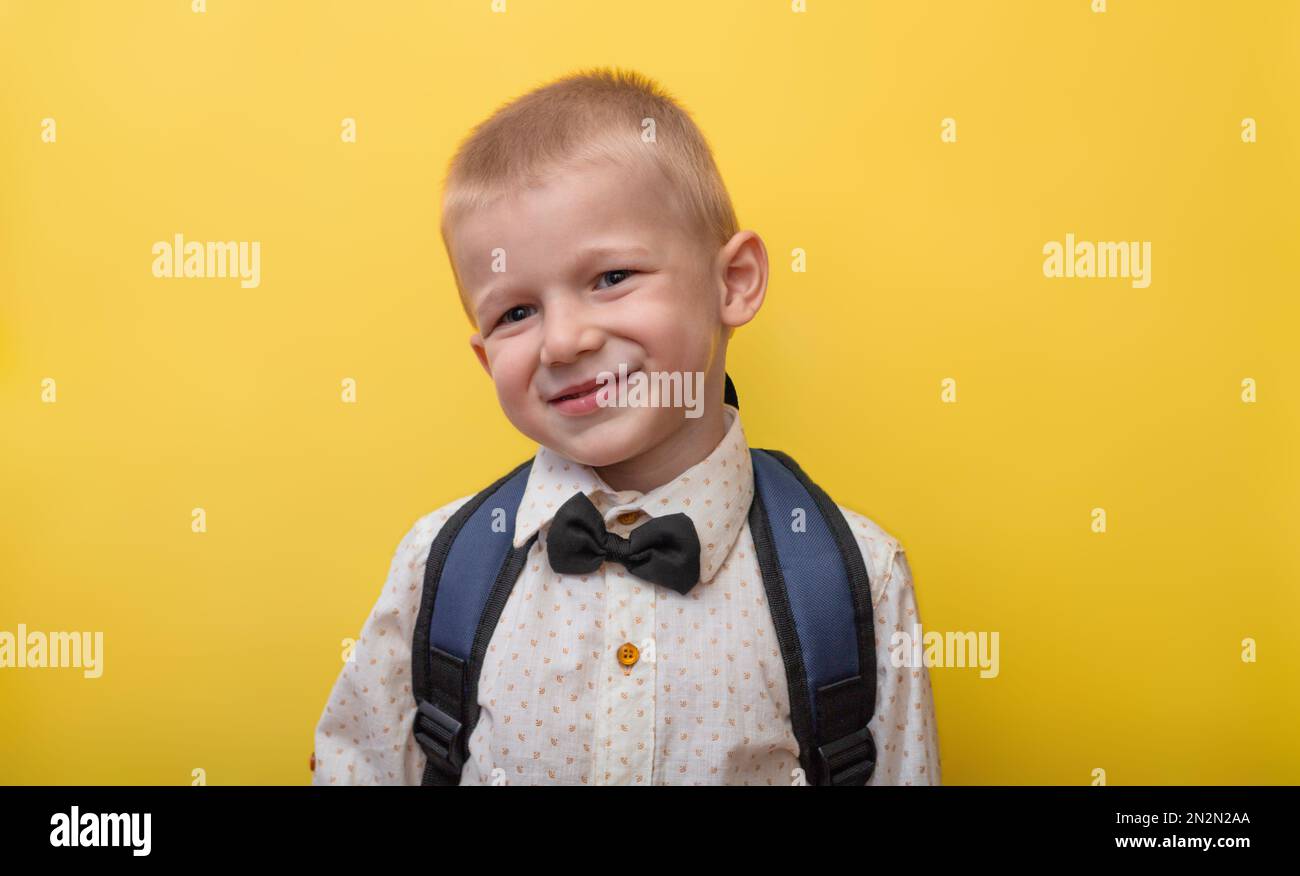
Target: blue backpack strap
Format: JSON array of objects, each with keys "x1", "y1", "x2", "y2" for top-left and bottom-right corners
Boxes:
[
  {"x1": 411, "y1": 458, "x2": 536, "y2": 786},
  {"x1": 749, "y1": 448, "x2": 878, "y2": 785}
]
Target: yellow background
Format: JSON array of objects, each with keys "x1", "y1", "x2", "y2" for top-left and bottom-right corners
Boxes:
[{"x1": 2, "y1": 0, "x2": 1297, "y2": 784}]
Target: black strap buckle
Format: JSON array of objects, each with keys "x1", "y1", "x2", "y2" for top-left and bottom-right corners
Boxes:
[
  {"x1": 413, "y1": 699, "x2": 464, "y2": 777},
  {"x1": 816, "y1": 725, "x2": 877, "y2": 786}
]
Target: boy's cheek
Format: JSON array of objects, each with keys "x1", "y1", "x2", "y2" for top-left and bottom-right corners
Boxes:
[{"x1": 489, "y1": 364, "x2": 535, "y2": 410}]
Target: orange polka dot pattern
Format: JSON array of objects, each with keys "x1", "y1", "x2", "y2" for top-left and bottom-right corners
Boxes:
[{"x1": 312, "y1": 406, "x2": 940, "y2": 785}]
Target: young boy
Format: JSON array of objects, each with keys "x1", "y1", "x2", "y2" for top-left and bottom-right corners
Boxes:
[{"x1": 312, "y1": 67, "x2": 940, "y2": 786}]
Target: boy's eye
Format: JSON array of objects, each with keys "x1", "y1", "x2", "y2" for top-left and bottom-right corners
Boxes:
[
  {"x1": 596, "y1": 269, "x2": 636, "y2": 289},
  {"x1": 496, "y1": 304, "x2": 536, "y2": 327}
]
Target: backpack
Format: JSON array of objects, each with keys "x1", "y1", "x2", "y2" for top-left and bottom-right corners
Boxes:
[{"x1": 410, "y1": 375, "x2": 878, "y2": 785}]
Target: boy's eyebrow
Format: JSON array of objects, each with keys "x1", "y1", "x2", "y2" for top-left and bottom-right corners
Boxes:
[
  {"x1": 473, "y1": 285, "x2": 513, "y2": 324},
  {"x1": 570, "y1": 243, "x2": 652, "y2": 265}
]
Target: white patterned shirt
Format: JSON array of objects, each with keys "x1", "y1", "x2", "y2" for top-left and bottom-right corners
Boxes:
[{"x1": 312, "y1": 405, "x2": 940, "y2": 785}]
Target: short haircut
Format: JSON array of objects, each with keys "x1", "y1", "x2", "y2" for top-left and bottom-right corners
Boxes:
[{"x1": 439, "y1": 67, "x2": 740, "y2": 325}]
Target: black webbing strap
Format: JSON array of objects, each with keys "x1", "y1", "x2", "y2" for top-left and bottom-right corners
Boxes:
[
  {"x1": 815, "y1": 675, "x2": 877, "y2": 786},
  {"x1": 724, "y1": 371, "x2": 739, "y2": 409},
  {"x1": 416, "y1": 646, "x2": 467, "y2": 786}
]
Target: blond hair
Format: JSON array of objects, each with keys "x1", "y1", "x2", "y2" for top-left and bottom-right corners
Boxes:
[{"x1": 439, "y1": 67, "x2": 739, "y2": 324}]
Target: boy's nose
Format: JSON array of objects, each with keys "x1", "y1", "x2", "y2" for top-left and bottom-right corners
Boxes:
[{"x1": 539, "y1": 300, "x2": 603, "y2": 366}]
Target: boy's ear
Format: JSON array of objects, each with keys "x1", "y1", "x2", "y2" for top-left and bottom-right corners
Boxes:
[
  {"x1": 716, "y1": 230, "x2": 768, "y2": 330},
  {"x1": 469, "y1": 333, "x2": 492, "y2": 378}
]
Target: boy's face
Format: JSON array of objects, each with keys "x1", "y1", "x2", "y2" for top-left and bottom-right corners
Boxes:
[{"x1": 449, "y1": 157, "x2": 751, "y2": 470}]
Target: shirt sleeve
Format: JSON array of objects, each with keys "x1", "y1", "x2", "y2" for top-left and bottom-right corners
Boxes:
[
  {"x1": 866, "y1": 546, "x2": 942, "y2": 785},
  {"x1": 311, "y1": 497, "x2": 474, "y2": 786}
]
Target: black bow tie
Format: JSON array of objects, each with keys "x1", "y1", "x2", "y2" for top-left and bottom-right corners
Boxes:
[{"x1": 544, "y1": 492, "x2": 702, "y2": 595}]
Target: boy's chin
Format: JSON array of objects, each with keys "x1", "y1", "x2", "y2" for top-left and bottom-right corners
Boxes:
[
  {"x1": 536, "y1": 410, "x2": 663, "y2": 469},
  {"x1": 543, "y1": 431, "x2": 643, "y2": 469}
]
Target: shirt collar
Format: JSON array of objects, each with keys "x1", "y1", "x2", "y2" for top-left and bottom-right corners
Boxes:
[{"x1": 513, "y1": 404, "x2": 754, "y2": 586}]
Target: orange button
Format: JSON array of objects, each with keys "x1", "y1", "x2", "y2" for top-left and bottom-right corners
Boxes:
[
  {"x1": 616, "y1": 511, "x2": 640, "y2": 526},
  {"x1": 617, "y1": 642, "x2": 639, "y2": 667},
  {"x1": 309, "y1": 751, "x2": 316, "y2": 772}
]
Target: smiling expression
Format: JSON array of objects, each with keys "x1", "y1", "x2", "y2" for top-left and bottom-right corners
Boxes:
[{"x1": 448, "y1": 156, "x2": 740, "y2": 470}]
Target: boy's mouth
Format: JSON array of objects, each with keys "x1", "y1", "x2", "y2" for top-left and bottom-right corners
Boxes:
[
  {"x1": 549, "y1": 379, "x2": 603, "y2": 403},
  {"x1": 547, "y1": 367, "x2": 640, "y2": 415}
]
